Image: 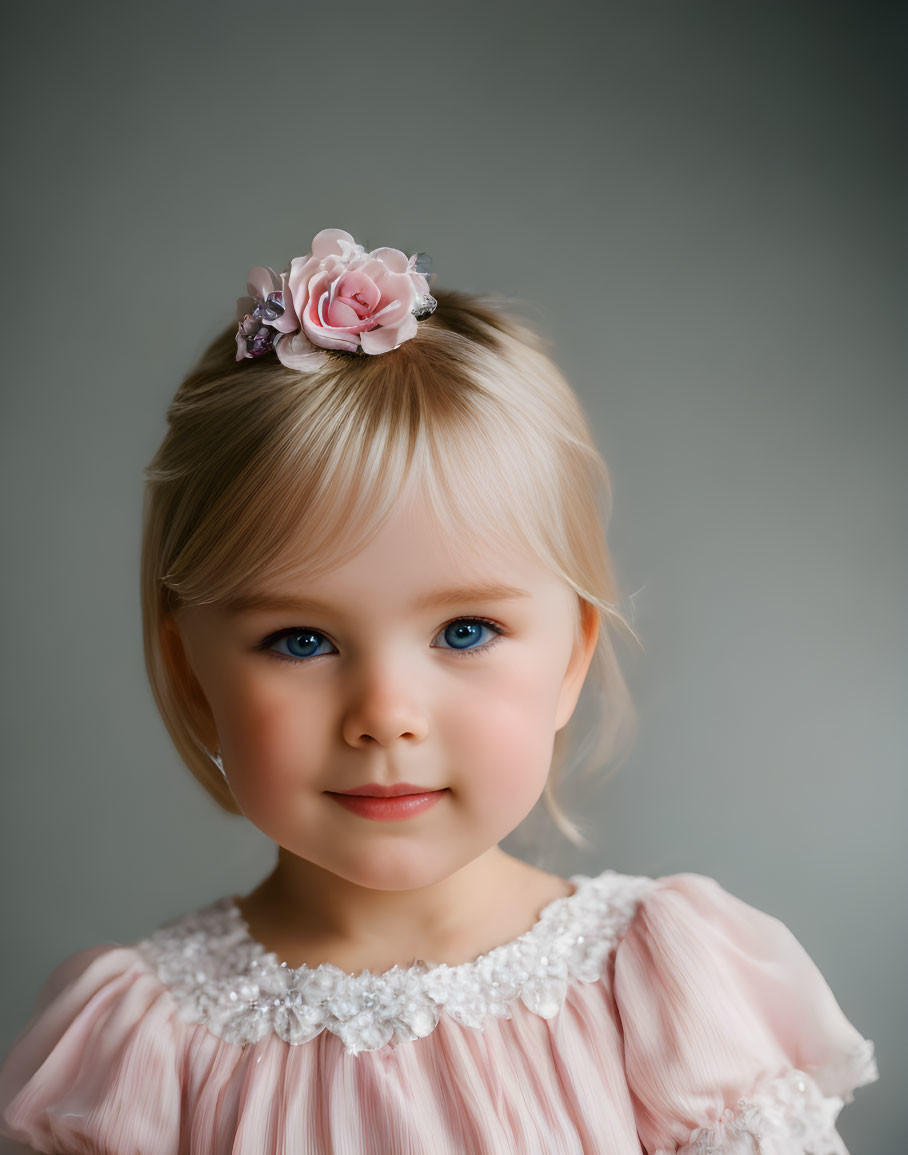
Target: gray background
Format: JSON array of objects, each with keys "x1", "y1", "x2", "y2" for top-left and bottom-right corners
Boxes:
[{"x1": 1, "y1": 1, "x2": 904, "y2": 1150}]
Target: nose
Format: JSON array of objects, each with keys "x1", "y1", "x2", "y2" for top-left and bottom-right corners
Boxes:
[{"x1": 340, "y1": 655, "x2": 430, "y2": 748}]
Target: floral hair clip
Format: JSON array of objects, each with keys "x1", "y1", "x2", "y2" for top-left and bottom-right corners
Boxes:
[{"x1": 235, "y1": 228, "x2": 437, "y2": 369}]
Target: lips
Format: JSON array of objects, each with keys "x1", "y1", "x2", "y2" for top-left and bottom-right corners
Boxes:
[{"x1": 327, "y1": 785, "x2": 448, "y2": 822}]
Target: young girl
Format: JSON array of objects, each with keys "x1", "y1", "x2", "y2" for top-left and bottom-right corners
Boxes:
[{"x1": 0, "y1": 228, "x2": 879, "y2": 1154}]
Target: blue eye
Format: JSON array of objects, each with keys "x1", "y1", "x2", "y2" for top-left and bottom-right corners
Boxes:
[
  {"x1": 433, "y1": 619, "x2": 501, "y2": 652},
  {"x1": 263, "y1": 629, "x2": 336, "y2": 661}
]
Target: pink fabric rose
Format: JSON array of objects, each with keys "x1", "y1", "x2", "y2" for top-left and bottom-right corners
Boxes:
[
  {"x1": 284, "y1": 229, "x2": 433, "y2": 357},
  {"x1": 234, "y1": 230, "x2": 436, "y2": 368}
]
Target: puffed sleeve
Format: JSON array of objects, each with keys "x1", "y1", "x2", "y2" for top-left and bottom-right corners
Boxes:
[
  {"x1": 0, "y1": 945, "x2": 183, "y2": 1154},
  {"x1": 613, "y1": 873, "x2": 879, "y2": 1155}
]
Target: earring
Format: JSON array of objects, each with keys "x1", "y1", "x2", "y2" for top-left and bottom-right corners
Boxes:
[{"x1": 210, "y1": 747, "x2": 228, "y2": 782}]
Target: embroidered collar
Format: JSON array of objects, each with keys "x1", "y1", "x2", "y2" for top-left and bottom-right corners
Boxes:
[{"x1": 137, "y1": 869, "x2": 657, "y2": 1055}]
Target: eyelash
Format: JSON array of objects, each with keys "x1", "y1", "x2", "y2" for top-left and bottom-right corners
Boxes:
[{"x1": 257, "y1": 618, "x2": 506, "y2": 664}]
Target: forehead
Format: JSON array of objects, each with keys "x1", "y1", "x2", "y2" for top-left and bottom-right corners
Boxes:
[
  {"x1": 220, "y1": 487, "x2": 579, "y2": 632},
  {"x1": 190, "y1": 418, "x2": 573, "y2": 618},
  {"x1": 238, "y1": 484, "x2": 571, "y2": 612}
]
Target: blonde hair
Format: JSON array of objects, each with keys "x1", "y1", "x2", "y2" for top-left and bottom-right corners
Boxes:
[{"x1": 142, "y1": 289, "x2": 638, "y2": 847}]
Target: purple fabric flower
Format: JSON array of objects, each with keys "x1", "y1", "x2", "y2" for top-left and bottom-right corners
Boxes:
[{"x1": 235, "y1": 267, "x2": 296, "y2": 362}]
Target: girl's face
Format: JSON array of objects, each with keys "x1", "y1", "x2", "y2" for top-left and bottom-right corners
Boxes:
[{"x1": 172, "y1": 487, "x2": 598, "y2": 892}]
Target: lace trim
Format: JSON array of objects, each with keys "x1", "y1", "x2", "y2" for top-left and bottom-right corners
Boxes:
[
  {"x1": 136, "y1": 870, "x2": 656, "y2": 1054},
  {"x1": 660, "y1": 1046, "x2": 880, "y2": 1155}
]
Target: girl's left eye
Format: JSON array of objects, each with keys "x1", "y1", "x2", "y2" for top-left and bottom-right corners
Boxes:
[
  {"x1": 260, "y1": 629, "x2": 337, "y2": 661},
  {"x1": 432, "y1": 618, "x2": 503, "y2": 654}
]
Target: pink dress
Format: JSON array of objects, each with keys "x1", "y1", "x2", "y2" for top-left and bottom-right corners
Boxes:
[{"x1": 0, "y1": 870, "x2": 879, "y2": 1154}]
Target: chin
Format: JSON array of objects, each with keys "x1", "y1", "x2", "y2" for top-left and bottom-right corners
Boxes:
[{"x1": 336, "y1": 849, "x2": 461, "y2": 893}]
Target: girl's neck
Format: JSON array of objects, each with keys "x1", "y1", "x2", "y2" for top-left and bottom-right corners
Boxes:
[{"x1": 235, "y1": 848, "x2": 573, "y2": 972}]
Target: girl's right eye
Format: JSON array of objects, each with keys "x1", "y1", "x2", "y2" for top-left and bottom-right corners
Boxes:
[{"x1": 259, "y1": 628, "x2": 337, "y2": 662}]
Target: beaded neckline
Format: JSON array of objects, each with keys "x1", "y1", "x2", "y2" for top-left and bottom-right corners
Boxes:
[{"x1": 138, "y1": 868, "x2": 658, "y2": 1054}]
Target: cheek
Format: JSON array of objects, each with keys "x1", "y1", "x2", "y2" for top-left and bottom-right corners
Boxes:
[
  {"x1": 477, "y1": 719, "x2": 555, "y2": 806},
  {"x1": 445, "y1": 657, "x2": 564, "y2": 794},
  {"x1": 209, "y1": 671, "x2": 332, "y2": 799}
]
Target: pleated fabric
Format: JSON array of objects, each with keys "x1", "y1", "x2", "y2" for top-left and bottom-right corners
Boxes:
[{"x1": 0, "y1": 873, "x2": 879, "y2": 1154}]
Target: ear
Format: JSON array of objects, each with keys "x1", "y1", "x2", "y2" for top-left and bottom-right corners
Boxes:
[
  {"x1": 554, "y1": 599, "x2": 600, "y2": 730},
  {"x1": 160, "y1": 613, "x2": 219, "y2": 750}
]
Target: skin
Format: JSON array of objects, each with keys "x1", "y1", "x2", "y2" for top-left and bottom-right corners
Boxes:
[{"x1": 166, "y1": 485, "x2": 600, "y2": 972}]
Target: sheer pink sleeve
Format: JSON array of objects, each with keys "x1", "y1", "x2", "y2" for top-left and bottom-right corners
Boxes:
[
  {"x1": 613, "y1": 873, "x2": 879, "y2": 1155},
  {"x1": 0, "y1": 946, "x2": 182, "y2": 1154}
]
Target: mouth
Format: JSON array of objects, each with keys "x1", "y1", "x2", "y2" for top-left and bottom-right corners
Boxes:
[{"x1": 326, "y1": 785, "x2": 449, "y2": 822}]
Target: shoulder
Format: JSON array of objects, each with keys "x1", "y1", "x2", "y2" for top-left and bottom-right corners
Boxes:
[
  {"x1": 609, "y1": 869, "x2": 879, "y2": 1154},
  {"x1": 0, "y1": 907, "x2": 213, "y2": 1153}
]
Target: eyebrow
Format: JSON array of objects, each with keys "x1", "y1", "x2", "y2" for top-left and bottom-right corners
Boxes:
[{"x1": 224, "y1": 582, "x2": 532, "y2": 617}]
